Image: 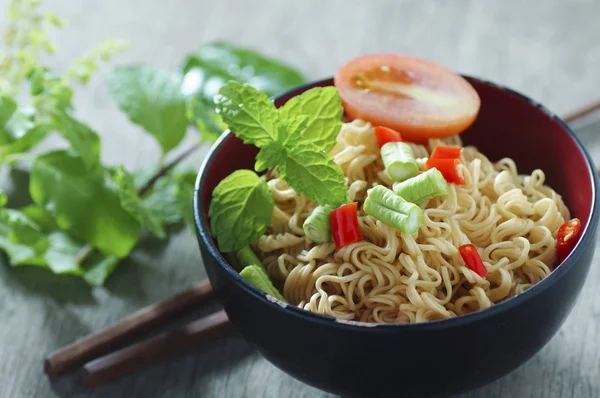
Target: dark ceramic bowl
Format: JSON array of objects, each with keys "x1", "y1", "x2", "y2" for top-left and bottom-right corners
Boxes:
[{"x1": 193, "y1": 77, "x2": 600, "y2": 398}]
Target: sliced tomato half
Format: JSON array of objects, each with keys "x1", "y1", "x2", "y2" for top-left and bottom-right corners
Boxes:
[{"x1": 334, "y1": 53, "x2": 481, "y2": 142}]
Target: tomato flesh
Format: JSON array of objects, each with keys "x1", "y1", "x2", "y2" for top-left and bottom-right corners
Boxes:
[{"x1": 335, "y1": 54, "x2": 481, "y2": 142}]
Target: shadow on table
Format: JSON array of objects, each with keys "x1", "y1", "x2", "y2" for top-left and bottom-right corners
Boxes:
[{"x1": 48, "y1": 332, "x2": 255, "y2": 398}]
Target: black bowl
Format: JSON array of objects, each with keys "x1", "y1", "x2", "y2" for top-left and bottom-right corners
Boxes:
[{"x1": 193, "y1": 77, "x2": 600, "y2": 398}]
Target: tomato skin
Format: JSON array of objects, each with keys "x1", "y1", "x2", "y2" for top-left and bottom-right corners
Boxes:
[
  {"x1": 335, "y1": 53, "x2": 481, "y2": 142},
  {"x1": 556, "y1": 218, "x2": 582, "y2": 264},
  {"x1": 330, "y1": 202, "x2": 362, "y2": 249},
  {"x1": 374, "y1": 126, "x2": 403, "y2": 147}
]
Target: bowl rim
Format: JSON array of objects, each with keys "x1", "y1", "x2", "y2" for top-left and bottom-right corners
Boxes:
[{"x1": 193, "y1": 75, "x2": 600, "y2": 331}]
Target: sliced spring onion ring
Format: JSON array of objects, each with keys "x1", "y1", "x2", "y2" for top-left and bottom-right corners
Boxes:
[
  {"x1": 363, "y1": 185, "x2": 422, "y2": 234},
  {"x1": 381, "y1": 142, "x2": 418, "y2": 182},
  {"x1": 392, "y1": 168, "x2": 448, "y2": 204},
  {"x1": 303, "y1": 205, "x2": 334, "y2": 243}
]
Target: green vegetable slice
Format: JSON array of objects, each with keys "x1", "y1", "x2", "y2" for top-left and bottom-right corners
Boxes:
[
  {"x1": 239, "y1": 264, "x2": 286, "y2": 302},
  {"x1": 381, "y1": 142, "x2": 419, "y2": 182},
  {"x1": 235, "y1": 245, "x2": 263, "y2": 271},
  {"x1": 393, "y1": 168, "x2": 448, "y2": 204},
  {"x1": 363, "y1": 185, "x2": 422, "y2": 234},
  {"x1": 303, "y1": 205, "x2": 334, "y2": 243}
]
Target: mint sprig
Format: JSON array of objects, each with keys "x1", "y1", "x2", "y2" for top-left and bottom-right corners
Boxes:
[{"x1": 215, "y1": 82, "x2": 347, "y2": 207}]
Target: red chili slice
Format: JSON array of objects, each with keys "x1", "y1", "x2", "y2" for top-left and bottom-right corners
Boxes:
[
  {"x1": 459, "y1": 243, "x2": 487, "y2": 277},
  {"x1": 430, "y1": 145, "x2": 463, "y2": 159},
  {"x1": 425, "y1": 158, "x2": 465, "y2": 185},
  {"x1": 330, "y1": 202, "x2": 362, "y2": 249},
  {"x1": 374, "y1": 126, "x2": 403, "y2": 148},
  {"x1": 556, "y1": 218, "x2": 582, "y2": 264}
]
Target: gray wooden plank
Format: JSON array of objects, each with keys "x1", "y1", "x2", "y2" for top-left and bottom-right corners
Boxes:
[{"x1": 0, "y1": 0, "x2": 599, "y2": 397}]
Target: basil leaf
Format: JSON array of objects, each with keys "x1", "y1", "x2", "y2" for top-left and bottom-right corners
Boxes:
[
  {"x1": 280, "y1": 143, "x2": 347, "y2": 207},
  {"x1": 181, "y1": 42, "x2": 305, "y2": 102},
  {"x1": 208, "y1": 169, "x2": 273, "y2": 252},
  {"x1": 29, "y1": 151, "x2": 141, "y2": 258},
  {"x1": 52, "y1": 112, "x2": 101, "y2": 171},
  {"x1": 107, "y1": 66, "x2": 187, "y2": 153},
  {"x1": 113, "y1": 166, "x2": 167, "y2": 239},
  {"x1": 215, "y1": 81, "x2": 280, "y2": 147},
  {"x1": 279, "y1": 87, "x2": 343, "y2": 152}
]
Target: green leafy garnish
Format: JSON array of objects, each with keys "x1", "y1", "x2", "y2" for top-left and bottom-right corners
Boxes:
[
  {"x1": 107, "y1": 66, "x2": 188, "y2": 153},
  {"x1": 29, "y1": 151, "x2": 141, "y2": 258},
  {"x1": 215, "y1": 82, "x2": 347, "y2": 207},
  {"x1": 209, "y1": 170, "x2": 274, "y2": 253},
  {"x1": 279, "y1": 87, "x2": 343, "y2": 151},
  {"x1": 113, "y1": 166, "x2": 167, "y2": 239},
  {"x1": 181, "y1": 42, "x2": 305, "y2": 101}
]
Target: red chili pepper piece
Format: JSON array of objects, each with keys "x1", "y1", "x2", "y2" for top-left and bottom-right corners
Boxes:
[
  {"x1": 430, "y1": 145, "x2": 463, "y2": 159},
  {"x1": 425, "y1": 157, "x2": 465, "y2": 185},
  {"x1": 556, "y1": 218, "x2": 582, "y2": 264},
  {"x1": 330, "y1": 202, "x2": 362, "y2": 249},
  {"x1": 459, "y1": 243, "x2": 487, "y2": 277},
  {"x1": 374, "y1": 126, "x2": 403, "y2": 148}
]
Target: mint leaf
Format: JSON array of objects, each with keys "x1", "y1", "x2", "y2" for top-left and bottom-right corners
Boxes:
[
  {"x1": 107, "y1": 66, "x2": 187, "y2": 153},
  {"x1": 52, "y1": 112, "x2": 101, "y2": 170},
  {"x1": 209, "y1": 169, "x2": 273, "y2": 252},
  {"x1": 141, "y1": 175, "x2": 182, "y2": 224},
  {"x1": 113, "y1": 166, "x2": 166, "y2": 239},
  {"x1": 279, "y1": 87, "x2": 343, "y2": 152},
  {"x1": 14, "y1": 204, "x2": 119, "y2": 286},
  {"x1": 215, "y1": 81, "x2": 280, "y2": 147},
  {"x1": 255, "y1": 141, "x2": 286, "y2": 172},
  {"x1": 181, "y1": 42, "x2": 305, "y2": 101},
  {"x1": 280, "y1": 143, "x2": 347, "y2": 207},
  {"x1": 186, "y1": 97, "x2": 224, "y2": 143},
  {"x1": 0, "y1": 96, "x2": 17, "y2": 126},
  {"x1": 29, "y1": 151, "x2": 141, "y2": 258}
]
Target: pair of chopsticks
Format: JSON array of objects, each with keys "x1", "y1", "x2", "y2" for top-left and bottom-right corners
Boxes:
[
  {"x1": 44, "y1": 98, "x2": 600, "y2": 387},
  {"x1": 44, "y1": 281, "x2": 231, "y2": 386}
]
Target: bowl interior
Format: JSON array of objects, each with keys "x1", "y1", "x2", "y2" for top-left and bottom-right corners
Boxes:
[{"x1": 198, "y1": 77, "x2": 595, "y2": 242}]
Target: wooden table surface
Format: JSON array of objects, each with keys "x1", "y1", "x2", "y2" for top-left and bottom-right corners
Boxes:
[{"x1": 1, "y1": 0, "x2": 600, "y2": 397}]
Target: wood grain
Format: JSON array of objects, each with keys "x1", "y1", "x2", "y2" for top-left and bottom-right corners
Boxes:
[{"x1": 0, "y1": 0, "x2": 599, "y2": 397}]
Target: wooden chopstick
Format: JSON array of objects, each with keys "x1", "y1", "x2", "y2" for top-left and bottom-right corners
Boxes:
[
  {"x1": 44, "y1": 281, "x2": 215, "y2": 377},
  {"x1": 562, "y1": 99, "x2": 600, "y2": 123},
  {"x1": 83, "y1": 310, "x2": 232, "y2": 386}
]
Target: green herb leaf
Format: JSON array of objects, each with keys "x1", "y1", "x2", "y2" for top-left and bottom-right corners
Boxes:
[
  {"x1": 174, "y1": 170, "x2": 197, "y2": 227},
  {"x1": 279, "y1": 87, "x2": 343, "y2": 151},
  {"x1": 208, "y1": 169, "x2": 273, "y2": 252},
  {"x1": 107, "y1": 66, "x2": 187, "y2": 153},
  {"x1": 29, "y1": 151, "x2": 141, "y2": 257},
  {"x1": 113, "y1": 166, "x2": 167, "y2": 239},
  {"x1": 0, "y1": 107, "x2": 49, "y2": 162},
  {"x1": 215, "y1": 81, "x2": 279, "y2": 147},
  {"x1": 186, "y1": 97, "x2": 224, "y2": 143},
  {"x1": 280, "y1": 143, "x2": 347, "y2": 207},
  {"x1": 181, "y1": 42, "x2": 305, "y2": 101},
  {"x1": 255, "y1": 141, "x2": 286, "y2": 172},
  {"x1": 52, "y1": 111, "x2": 101, "y2": 170},
  {"x1": 9, "y1": 205, "x2": 120, "y2": 286},
  {"x1": 0, "y1": 96, "x2": 17, "y2": 126}
]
